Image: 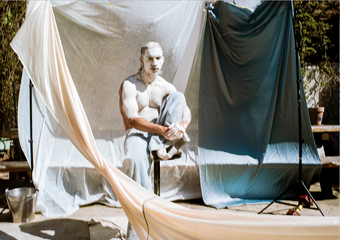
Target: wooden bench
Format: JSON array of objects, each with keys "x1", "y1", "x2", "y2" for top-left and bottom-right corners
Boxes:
[
  {"x1": 0, "y1": 128, "x2": 19, "y2": 139},
  {"x1": 311, "y1": 125, "x2": 340, "y2": 133},
  {"x1": 320, "y1": 156, "x2": 340, "y2": 169},
  {"x1": 0, "y1": 161, "x2": 31, "y2": 181},
  {"x1": 311, "y1": 125, "x2": 339, "y2": 196},
  {"x1": 319, "y1": 156, "x2": 339, "y2": 197}
]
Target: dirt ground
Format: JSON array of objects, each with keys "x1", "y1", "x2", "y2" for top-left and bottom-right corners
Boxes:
[{"x1": 0, "y1": 172, "x2": 338, "y2": 239}]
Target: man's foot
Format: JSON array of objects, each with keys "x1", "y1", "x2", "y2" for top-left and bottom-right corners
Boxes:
[
  {"x1": 156, "y1": 146, "x2": 181, "y2": 161},
  {"x1": 157, "y1": 147, "x2": 171, "y2": 160}
]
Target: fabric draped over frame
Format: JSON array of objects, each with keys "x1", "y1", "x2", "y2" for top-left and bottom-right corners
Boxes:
[
  {"x1": 11, "y1": 1, "x2": 339, "y2": 239},
  {"x1": 17, "y1": 0, "x2": 205, "y2": 217},
  {"x1": 198, "y1": 1, "x2": 321, "y2": 207}
]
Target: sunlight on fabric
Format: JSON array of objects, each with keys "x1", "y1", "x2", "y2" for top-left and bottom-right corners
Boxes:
[{"x1": 11, "y1": 1, "x2": 339, "y2": 239}]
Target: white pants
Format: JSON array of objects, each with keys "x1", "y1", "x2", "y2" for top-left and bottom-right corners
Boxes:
[{"x1": 122, "y1": 92, "x2": 189, "y2": 239}]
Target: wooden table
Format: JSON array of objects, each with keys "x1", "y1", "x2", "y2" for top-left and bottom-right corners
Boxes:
[
  {"x1": 311, "y1": 124, "x2": 339, "y2": 148},
  {"x1": 311, "y1": 125, "x2": 340, "y2": 133},
  {"x1": 310, "y1": 125, "x2": 339, "y2": 166},
  {"x1": 0, "y1": 161, "x2": 30, "y2": 173},
  {"x1": 0, "y1": 128, "x2": 18, "y2": 139},
  {"x1": 0, "y1": 161, "x2": 31, "y2": 181}
]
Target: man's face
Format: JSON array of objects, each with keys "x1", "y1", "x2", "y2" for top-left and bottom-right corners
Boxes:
[{"x1": 140, "y1": 47, "x2": 164, "y2": 76}]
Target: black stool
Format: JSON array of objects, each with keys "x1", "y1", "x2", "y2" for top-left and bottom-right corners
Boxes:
[{"x1": 154, "y1": 161, "x2": 160, "y2": 196}]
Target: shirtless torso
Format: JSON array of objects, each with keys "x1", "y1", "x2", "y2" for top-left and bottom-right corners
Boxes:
[
  {"x1": 119, "y1": 43, "x2": 190, "y2": 141},
  {"x1": 120, "y1": 73, "x2": 176, "y2": 130}
]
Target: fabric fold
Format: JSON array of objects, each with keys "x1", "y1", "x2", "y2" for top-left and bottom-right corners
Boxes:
[
  {"x1": 198, "y1": 1, "x2": 321, "y2": 208},
  {"x1": 11, "y1": 1, "x2": 339, "y2": 239}
]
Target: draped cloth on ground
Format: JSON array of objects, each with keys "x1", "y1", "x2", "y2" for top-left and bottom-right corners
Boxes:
[
  {"x1": 17, "y1": 0, "x2": 205, "y2": 217},
  {"x1": 198, "y1": 1, "x2": 321, "y2": 208},
  {"x1": 11, "y1": 1, "x2": 339, "y2": 239}
]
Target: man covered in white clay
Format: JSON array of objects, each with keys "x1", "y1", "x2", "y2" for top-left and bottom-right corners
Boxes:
[
  {"x1": 119, "y1": 42, "x2": 191, "y2": 239},
  {"x1": 119, "y1": 41, "x2": 191, "y2": 189}
]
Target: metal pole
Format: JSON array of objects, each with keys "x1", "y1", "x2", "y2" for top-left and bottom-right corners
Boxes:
[
  {"x1": 29, "y1": 80, "x2": 33, "y2": 172},
  {"x1": 12, "y1": 81, "x2": 21, "y2": 161},
  {"x1": 259, "y1": 3, "x2": 324, "y2": 216},
  {"x1": 295, "y1": 48, "x2": 303, "y2": 185},
  {"x1": 293, "y1": 8, "x2": 324, "y2": 217},
  {"x1": 12, "y1": 81, "x2": 17, "y2": 127}
]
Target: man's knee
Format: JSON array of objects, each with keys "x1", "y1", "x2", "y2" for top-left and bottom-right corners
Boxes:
[
  {"x1": 168, "y1": 91, "x2": 185, "y2": 102},
  {"x1": 162, "y1": 92, "x2": 186, "y2": 110}
]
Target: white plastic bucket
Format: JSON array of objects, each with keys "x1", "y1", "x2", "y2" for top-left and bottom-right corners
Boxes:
[{"x1": 5, "y1": 187, "x2": 38, "y2": 223}]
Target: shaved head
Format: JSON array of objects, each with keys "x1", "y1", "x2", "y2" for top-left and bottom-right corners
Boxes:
[{"x1": 140, "y1": 42, "x2": 163, "y2": 57}]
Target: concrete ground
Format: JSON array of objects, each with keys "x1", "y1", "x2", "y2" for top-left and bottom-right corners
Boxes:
[{"x1": 0, "y1": 182, "x2": 338, "y2": 240}]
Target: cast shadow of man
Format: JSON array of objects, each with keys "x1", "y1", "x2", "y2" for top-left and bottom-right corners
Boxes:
[
  {"x1": 0, "y1": 230, "x2": 17, "y2": 240},
  {"x1": 19, "y1": 219, "x2": 89, "y2": 240}
]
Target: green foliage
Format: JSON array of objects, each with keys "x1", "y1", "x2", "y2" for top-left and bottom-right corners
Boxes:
[
  {"x1": 0, "y1": 1, "x2": 26, "y2": 131},
  {"x1": 0, "y1": 1, "x2": 338, "y2": 129},
  {"x1": 293, "y1": 0, "x2": 339, "y2": 107},
  {"x1": 294, "y1": 1, "x2": 339, "y2": 65}
]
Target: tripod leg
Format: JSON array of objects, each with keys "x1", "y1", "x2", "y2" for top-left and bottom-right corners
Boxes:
[
  {"x1": 258, "y1": 184, "x2": 295, "y2": 214},
  {"x1": 301, "y1": 181, "x2": 324, "y2": 216},
  {"x1": 258, "y1": 199, "x2": 276, "y2": 214}
]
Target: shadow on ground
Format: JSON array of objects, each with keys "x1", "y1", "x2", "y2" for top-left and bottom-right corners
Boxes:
[
  {"x1": 19, "y1": 219, "x2": 89, "y2": 240},
  {"x1": 0, "y1": 211, "x2": 12, "y2": 222},
  {"x1": 0, "y1": 230, "x2": 17, "y2": 240}
]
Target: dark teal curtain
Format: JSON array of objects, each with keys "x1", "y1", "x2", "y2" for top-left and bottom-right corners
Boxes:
[{"x1": 198, "y1": 1, "x2": 321, "y2": 207}]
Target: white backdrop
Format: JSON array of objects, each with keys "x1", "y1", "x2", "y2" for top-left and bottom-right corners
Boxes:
[
  {"x1": 16, "y1": 0, "x2": 292, "y2": 218},
  {"x1": 18, "y1": 0, "x2": 206, "y2": 217},
  {"x1": 12, "y1": 1, "x2": 339, "y2": 239}
]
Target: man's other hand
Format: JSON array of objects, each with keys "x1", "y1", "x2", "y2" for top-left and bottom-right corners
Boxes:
[{"x1": 164, "y1": 123, "x2": 185, "y2": 141}]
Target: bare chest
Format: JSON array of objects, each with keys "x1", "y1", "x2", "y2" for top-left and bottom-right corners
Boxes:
[{"x1": 136, "y1": 82, "x2": 165, "y2": 111}]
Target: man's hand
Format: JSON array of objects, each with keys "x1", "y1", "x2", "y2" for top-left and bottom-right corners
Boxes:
[{"x1": 164, "y1": 122, "x2": 185, "y2": 141}]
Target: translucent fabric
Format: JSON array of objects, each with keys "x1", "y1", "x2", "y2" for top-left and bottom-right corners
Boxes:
[
  {"x1": 12, "y1": 1, "x2": 339, "y2": 239},
  {"x1": 17, "y1": 0, "x2": 205, "y2": 217}
]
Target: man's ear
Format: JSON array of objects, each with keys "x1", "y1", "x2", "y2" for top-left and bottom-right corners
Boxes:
[{"x1": 139, "y1": 57, "x2": 143, "y2": 64}]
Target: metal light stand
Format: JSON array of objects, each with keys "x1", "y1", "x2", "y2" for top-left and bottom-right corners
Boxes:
[
  {"x1": 258, "y1": 8, "x2": 324, "y2": 216},
  {"x1": 29, "y1": 79, "x2": 34, "y2": 186}
]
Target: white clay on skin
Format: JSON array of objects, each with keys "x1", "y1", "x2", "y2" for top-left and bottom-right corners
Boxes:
[
  {"x1": 120, "y1": 44, "x2": 191, "y2": 159},
  {"x1": 122, "y1": 47, "x2": 176, "y2": 122}
]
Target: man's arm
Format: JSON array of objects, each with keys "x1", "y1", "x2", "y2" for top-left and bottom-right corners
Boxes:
[
  {"x1": 119, "y1": 81, "x2": 169, "y2": 136},
  {"x1": 162, "y1": 81, "x2": 192, "y2": 140},
  {"x1": 180, "y1": 105, "x2": 191, "y2": 130},
  {"x1": 165, "y1": 104, "x2": 191, "y2": 140}
]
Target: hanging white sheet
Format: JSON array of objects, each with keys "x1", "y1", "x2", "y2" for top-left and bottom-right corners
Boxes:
[
  {"x1": 18, "y1": 0, "x2": 205, "y2": 217},
  {"x1": 12, "y1": 1, "x2": 339, "y2": 239}
]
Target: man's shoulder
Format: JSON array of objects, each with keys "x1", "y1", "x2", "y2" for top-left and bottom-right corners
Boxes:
[
  {"x1": 121, "y1": 73, "x2": 141, "y2": 91},
  {"x1": 157, "y1": 75, "x2": 168, "y2": 83},
  {"x1": 157, "y1": 76, "x2": 173, "y2": 87},
  {"x1": 124, "y1": 73, "x2": 140, "y2": 84},
  {"x1": 157, "y1": 76, "x2": 177, "y2": 92},
  {"x1": 120, "y1": 73, "x2": 140, "y2": 96}
]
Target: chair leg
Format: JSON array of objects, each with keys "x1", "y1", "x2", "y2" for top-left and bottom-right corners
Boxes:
[{"x1": 154, "y1": 161, "x2": 160, "y2": 196}]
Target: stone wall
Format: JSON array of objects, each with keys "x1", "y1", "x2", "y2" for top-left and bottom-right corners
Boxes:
[
  {"x1": 304, "y1": 64, "x2": 339, "y2": 125},
  {"x1": 320, "y1": 64, "x2": 339, "y2": 125}
]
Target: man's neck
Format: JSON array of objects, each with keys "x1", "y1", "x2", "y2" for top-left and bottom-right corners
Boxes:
[{"x1": 140, "y1": 70, "x2": 157, "y2": 84}]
